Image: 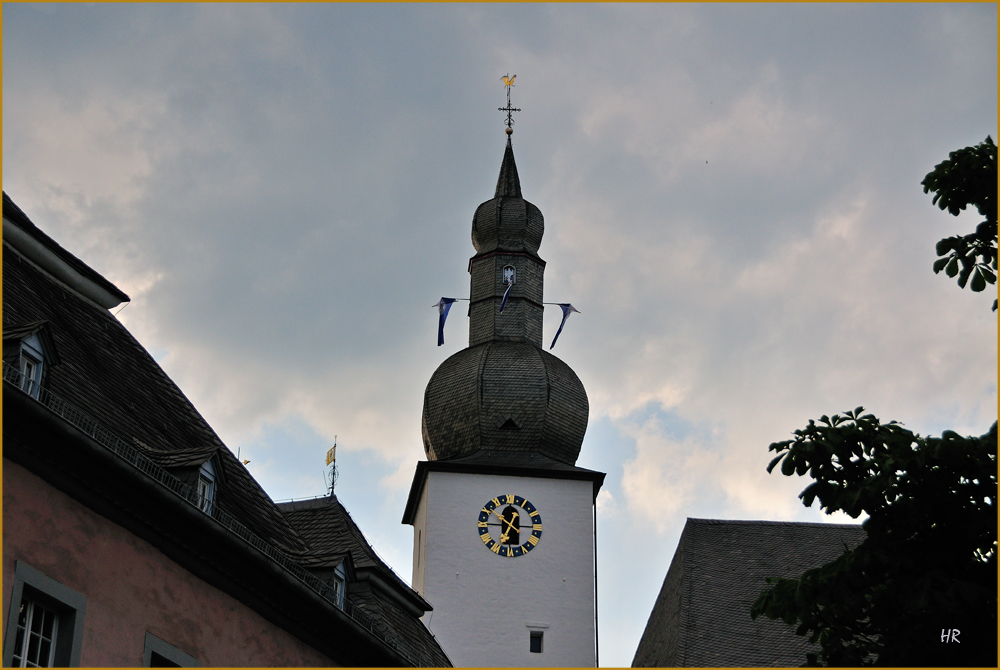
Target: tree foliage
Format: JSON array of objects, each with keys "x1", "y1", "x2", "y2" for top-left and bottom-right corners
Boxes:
[
  {"x1": 750, "y1": 410, "x2": 997, "y2": 666},
  {"x1": 922, "y1": 136, "x2": 998, "y2": 310}
]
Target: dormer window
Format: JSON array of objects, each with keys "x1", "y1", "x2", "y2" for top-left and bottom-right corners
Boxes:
[
  {"x1": 331, "y1": 561, "x2": 347, "y2": 608},
  {"x1": 3, "y1": 322, "x2": 59, "y2": 401},
  {"x1": 19, "y1": 335, "x2": 45, "y2": 399},
  {"x1": 197, "y1": 460, "x2": 216, "y2": 514}
]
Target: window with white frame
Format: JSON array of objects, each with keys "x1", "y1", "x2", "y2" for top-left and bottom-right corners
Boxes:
[
  {"x1": 331, "y1": 561, "x2": 347, "y2": 608},
  {"x1": 18, "y1": 335, "x2": 45, "y2": 399},
  {"x1": 2, "y1": 562, "x2": 87, "y2": 668},
  {"x1": 196, "y1": 460, "x2": 216, "y2": 514},
  {"x1": 12, "y1": 598, "x2": 59, "y2": 667}
]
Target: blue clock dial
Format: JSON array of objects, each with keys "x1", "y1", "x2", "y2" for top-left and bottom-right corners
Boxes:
[{"x1": 477, "y1": 494, "x2": 542, "y2": 557}]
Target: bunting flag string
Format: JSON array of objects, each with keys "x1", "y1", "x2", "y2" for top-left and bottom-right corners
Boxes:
[
  {"x1": 433, "y1": 298, "x2": 459, "y2": 346},
  {"x1": 549, "y1": 303, "x2": 580, "y2": 350}
]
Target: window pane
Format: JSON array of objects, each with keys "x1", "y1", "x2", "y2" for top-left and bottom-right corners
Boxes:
[
  {"x1": 150, "y1": 651, "x2": 182, "y2": 667},
  {"x1": 37, "y1": 639, "x2": 51, "y2": 667},
  {"x1": 27, "y1": 632, "x2": 40, "y2": 665},
  {"x1": 41, "y1": 609, "x2": 56, "y2": 638}
]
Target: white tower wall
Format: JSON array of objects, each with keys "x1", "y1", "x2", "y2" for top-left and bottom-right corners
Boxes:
[{"x1": 411, "y1": 470, "x2": 596, "y2": 667}]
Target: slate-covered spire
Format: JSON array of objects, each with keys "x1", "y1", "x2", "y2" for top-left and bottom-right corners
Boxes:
[
  {"x1": 494, "y1": 137, "x2": 522, "y2": 198},
  {"x1": 420, "y1": 135, "x2": 590, "y2": 466},
  {"x1": 471, "y1": 141, "x2": 543, "y2": 258}
]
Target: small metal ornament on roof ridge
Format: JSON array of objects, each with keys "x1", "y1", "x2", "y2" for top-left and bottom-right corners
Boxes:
[
  {"x1": 499, "y1": 73, "x2": 520, "y2": 136},
  {"x1": 325, "y1": 436, "x2": 339, "y2": 495}
]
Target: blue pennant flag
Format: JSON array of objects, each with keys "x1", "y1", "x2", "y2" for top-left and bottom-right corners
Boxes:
[
  {"x1": 499, "y1": 282, "x2": 514, "y2": 313},
  {"x1": 550, "y1": 303, "x2": 580, "y2": 350},
  {"x1": 434, "y1": 298, "x2": 458, "y2": 346}
]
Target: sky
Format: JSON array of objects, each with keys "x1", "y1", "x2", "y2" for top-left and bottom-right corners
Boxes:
[{"x1": 3, "y1": 3, "x2": 997, "y2": 665}]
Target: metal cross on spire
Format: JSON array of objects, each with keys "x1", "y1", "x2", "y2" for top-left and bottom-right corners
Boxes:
[{"x1": 499, "y1": 73, "x2": 520, "y2": 136}]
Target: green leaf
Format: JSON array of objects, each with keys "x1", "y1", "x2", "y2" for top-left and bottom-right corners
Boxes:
[
  {"x1": 957, "y1": 265, "x2": 971, "y2": 288},
  {"x1": 945, "y1": 257, "x2": 959, "y2": 277},
  {"x1": 971, "y1": 268, "x2": 986, "y2": 292},
  {"x1": 932, "y1": 257, "x2": 950, "y2": 273}
]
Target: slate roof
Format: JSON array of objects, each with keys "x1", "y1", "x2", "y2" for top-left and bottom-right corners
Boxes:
[
  {"x1": 2, "y1": 191, "x2": 130, "y2": 306},
  {"x1": 632, "y1": 518, "x2": 866, "y2": 668},
  {"x1": 279, "y1": 497, "x2": 451, "y2": 667},
  {"x1": 2, "y1": 219, "x2": 310, "y2": 554},
  {"x1": 3, "y1": 192, "x2": 450, "y2": 666},
  {"x1": 471, "y1": 137, "x2": 544, "y2": 259},
  {"x1": 421, "y1": 139, "x2": 593, "y2": 474},
  {"x1": 421, "y1": 339, "x2": 589, "y2": 466}
]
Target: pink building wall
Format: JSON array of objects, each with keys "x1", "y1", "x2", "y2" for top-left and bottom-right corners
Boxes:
[{"x1": 2, "y1": 459, "x2": 337, "y2": 667}]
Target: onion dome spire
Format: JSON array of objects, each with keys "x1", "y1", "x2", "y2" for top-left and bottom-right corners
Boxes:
[
  {"x1": 495, "y1": 137, "x2": 522, "y2": 199},
  {"x1": 420, "y1": 79, "x2": 589, "y2": 467}
]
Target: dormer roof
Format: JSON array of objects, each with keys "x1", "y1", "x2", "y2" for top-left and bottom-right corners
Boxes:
[{"x1": 3, "y1": 320, "x2": 61, "y2": 367}]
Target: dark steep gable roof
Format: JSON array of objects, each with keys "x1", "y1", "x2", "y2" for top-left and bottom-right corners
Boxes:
[
  {"x1": 633, "y1": 518, "x2": 866, "y2": 668},
  {"x1": 3, "y1": 239, "x2": 310, "y2": 554},
  {"x1": 3, "y1": 191, "x2": 130, "y2": 307}
]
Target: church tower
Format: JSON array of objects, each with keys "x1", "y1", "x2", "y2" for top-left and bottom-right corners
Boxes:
[{"x1": 402, "y1": 130, "x2": 605, "y2": 666}]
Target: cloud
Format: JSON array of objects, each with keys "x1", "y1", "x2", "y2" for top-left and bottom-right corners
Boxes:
[
  {"x1": 3, "y1": 4, "x2": 995, "y2": 665},
  {"x1": 620, "y1": 416, "x2": 723, "y2": 534}
]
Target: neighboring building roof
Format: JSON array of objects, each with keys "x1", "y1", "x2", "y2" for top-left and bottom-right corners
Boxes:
[
  {"x1": 632, "y1": 517, "x2": 866, "y2": 668},
  {"x1": 3, "y1": 192, "x2": 450, "y2": 666}
]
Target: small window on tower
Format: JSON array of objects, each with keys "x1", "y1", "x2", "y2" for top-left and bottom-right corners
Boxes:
[{"x1": 529, "y1": 630, "x2": 543, "y2": 653}]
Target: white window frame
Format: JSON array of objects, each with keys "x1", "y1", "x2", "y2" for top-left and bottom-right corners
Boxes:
[
  {"x1": 196, "y1": 460, "x2": 216, "y2": 514},
  {"x1": 19, "y1": 335, "x2": 45, "y2": 399},
  {"x1": 3, "y1": 562, "x2": 87, "y2": 667},
  {"x1": 331, "y1": 562, "x2": 347, "y2": 608},
  {"x1": 11, "y1": 598, "x2": 59, "y2": 667}
]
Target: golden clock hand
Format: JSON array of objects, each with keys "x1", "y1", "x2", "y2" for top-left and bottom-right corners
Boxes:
[
  {"x1": 500, "y1": 516, "x2": 515, "y2": 535},
  {"x1": 487, "y1": 508, "x2": 510, "y2": 546},
  {"x1": 499, "y1": 513, "x2": 521, "y2": 544},
  {"x1": 492, "y1": 508, "x2": 514, "y2": 533}
]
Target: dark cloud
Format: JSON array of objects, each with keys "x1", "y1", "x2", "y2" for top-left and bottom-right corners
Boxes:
[{"x1": 4, "y1": 4, "x2": 996, "y2": 664}]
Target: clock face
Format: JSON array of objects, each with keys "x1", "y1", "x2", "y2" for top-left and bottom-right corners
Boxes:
[{"x1": 477, "y1": 494, "x2": 542, "y2": 557}]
